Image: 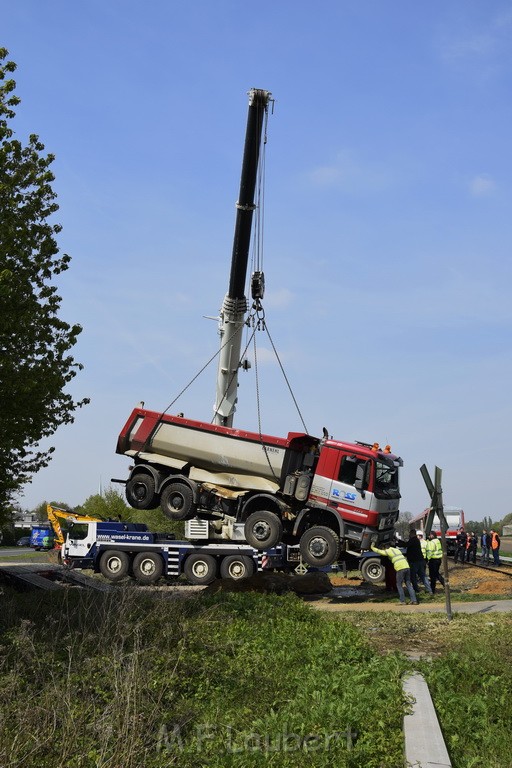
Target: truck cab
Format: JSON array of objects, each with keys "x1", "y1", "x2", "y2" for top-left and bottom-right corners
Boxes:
[{"x1": 306, "y1": 439, "x2": 401, "y2": 549}]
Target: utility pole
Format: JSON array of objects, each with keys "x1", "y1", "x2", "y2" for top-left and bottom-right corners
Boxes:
[{"x1": 420, "y1": 464, "x2": 452, "y2": 621}]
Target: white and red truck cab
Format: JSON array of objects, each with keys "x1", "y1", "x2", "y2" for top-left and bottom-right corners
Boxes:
[{"x1": 115, "y1": 407, "x2": 402, "y2": 567}]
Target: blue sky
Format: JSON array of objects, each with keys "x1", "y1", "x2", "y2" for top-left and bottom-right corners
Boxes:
[{"x1": 4, "y1": 1, "x2": 512, "y2": 522}]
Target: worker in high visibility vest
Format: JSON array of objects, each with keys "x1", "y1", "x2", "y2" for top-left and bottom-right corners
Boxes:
[
  {"x1": 426, "y1": 531, "x2": 445, "y2": 594},
  {"x1": 490, "y1": 530, "x2": 501, "y2": 566},
  {"x1": 417, "y1": 531, "x2": 428, "y2": 559},
  {"x1": 371, "y1": 542, "x2": 418, "y2": 605}
]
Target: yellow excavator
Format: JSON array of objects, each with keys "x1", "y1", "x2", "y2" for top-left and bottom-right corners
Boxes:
[{"x1": 46, "y1": 504, "x2": 102, "y2": 549}]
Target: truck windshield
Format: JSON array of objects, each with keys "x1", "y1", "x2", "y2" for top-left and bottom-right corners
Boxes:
[{"x1": 374, "y1": 459, "x2": 399, "y2": 498}]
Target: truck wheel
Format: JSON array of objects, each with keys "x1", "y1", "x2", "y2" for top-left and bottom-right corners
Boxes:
[
  {"x1": 220, "y1": 555, "x2": 255, "y2": 581},
  {"x1": 299, "y1": 526, "x2": 340, "y2": 567},
  {"x1": 132, "y1": 552, "x2": 164, "y2": 585},
  {"x1": 360, "y1": 557, "x2": 385, "y2": 584},
  {"x1": 126, "y1": 473, "x2": 158, "y2": 510},
  {"x1": 99, "y1": 550, "x2": 130, "y2": 582},
  {"x1": 160, "y1": 482, "x2": 195, "y2": 521},
  {"x1": 244, "y1": 511, "x2": 283, "y2": 550},
  {"x1": 183, "y1": 553, "x2": 217, "y2": 585}
]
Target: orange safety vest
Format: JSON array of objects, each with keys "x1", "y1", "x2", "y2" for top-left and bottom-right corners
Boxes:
[{"x1": 491, "y1": 532, "x2": 500, "y2": 550}]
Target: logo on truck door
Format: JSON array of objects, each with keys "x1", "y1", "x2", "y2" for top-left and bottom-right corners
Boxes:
[{"x1": 331, "y1": 489, "x2": 357, "y2": 502}]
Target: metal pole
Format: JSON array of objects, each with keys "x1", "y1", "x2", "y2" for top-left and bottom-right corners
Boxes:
[
  {"x1": 434, "y1": 467, "x2": 452, "y2": 621},
  {"x1": 420, "y1": 464, "x2": 452, "y2": 621}
]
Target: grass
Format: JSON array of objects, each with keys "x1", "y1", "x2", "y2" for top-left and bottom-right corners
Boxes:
[
  {"x1": 1, "y1": 570, "x2": 511, "y2": 767},
  {"x1": 0, "y1": 549, "x2": 54, "y2": 562},
  {"x1": 0, "y1": 586, "x2": 408, "y2": 768}
]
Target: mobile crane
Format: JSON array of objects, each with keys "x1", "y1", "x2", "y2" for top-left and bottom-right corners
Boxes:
[{"x1": 115, "y1": 89, "x2": 402, "y2": 568}]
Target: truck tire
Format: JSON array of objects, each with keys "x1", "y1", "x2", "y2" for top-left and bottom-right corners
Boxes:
[
  {"x1": 126, "y1": 473, "x2": 158, "y2": 510},
  {"x1": 220, "y1": 555, "x2": 255, "y2": 581},
  {"x1": 183, "y1": 553, "x2": 218, "y2": 585},
  {"x1": 359, "y1": 557, "x2": 385, "y2": 584},
  {"x1": 244, "y1": 510, "x2": 283, "y2": 550},
  {"x1": 160, "y1": 482, "x2": 195, "y2": 521},
  {"x1": 299, "y1": 526, "x2": 340, "y2": 567},
  {"x1": 132, "y1": 552, "x2": 164, "y2": 585},
  {"x1": 99, "y1": 550, "x2": 130, "y2": 582}
]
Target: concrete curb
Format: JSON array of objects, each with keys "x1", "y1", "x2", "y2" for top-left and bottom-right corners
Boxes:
[{"x1": 403, "y1": 672, "x2": 451, "y2": 767}]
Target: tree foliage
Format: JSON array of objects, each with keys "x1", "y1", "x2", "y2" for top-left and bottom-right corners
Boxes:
[
  {"x1": 76, "y1": 488, "x2": 129, "y2": 521},
  {"x1": 76, "y1": 487, "x2": 185, "y2": 536},
  {"x1": 396, "y1": 509, "x2": 412, "y2": 540},
  {"x1": 0, "y1": 48, "x2": 88, "y2": 512}
]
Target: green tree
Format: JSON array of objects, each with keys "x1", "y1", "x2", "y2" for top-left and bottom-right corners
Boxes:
[
  {"x1": 77, "y1": 487, "x2": 185, "y2": 536},
  {"x1": 396, "y1": 509, "x2": 413, "y2": 540},
  {"x1": 0, "y1": 48, "x2": 88, "y2": 513},
  {"x1": 500, "y1": 512, "x2": 512, "y2": 527},
  {"x1": 77, "y1": 488, "x2": 129, "y2": 520},
  {"x1": 465, "y1": 520, "x2": 483, "y2": 536}
]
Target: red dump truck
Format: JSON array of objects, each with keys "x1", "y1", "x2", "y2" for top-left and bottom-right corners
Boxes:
[{"x1": 116, "y1": 408, "x2": 402, "y2": 567}]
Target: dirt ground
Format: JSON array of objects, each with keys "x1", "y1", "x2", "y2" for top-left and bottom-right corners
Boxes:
[{"x1": 329, "y1": 560, "x2": 512, "y2": 598}]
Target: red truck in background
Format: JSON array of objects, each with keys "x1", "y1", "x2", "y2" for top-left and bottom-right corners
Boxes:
[{"x1": 411, "y1": 506, "x2": 465, "y2": 555}]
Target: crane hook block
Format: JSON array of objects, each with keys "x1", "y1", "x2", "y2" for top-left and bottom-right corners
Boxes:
[{"x1": 251, "y1": 271, "x2": 265, "y2": 300}]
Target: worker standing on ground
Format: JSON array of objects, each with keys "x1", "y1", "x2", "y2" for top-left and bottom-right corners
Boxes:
[
  {"x1": 454, "y1": 527, "x2": 467, "y2": 565},
  {"x1": 426, "y1": 531, "x2": 445, "y2": 594},
  {"x1": 417, "y1": 531, "x2": 428, "y2": 560},
  {"x1": 370, "y1": 542, "x2": 418, "y2": 605},
  {"x1": 490, "y1": 529, "x2": 501, "y2": 566},
  {"x1": 481, "y1": 529, "x2": 490, "y2": 565},
  {"x1": 468, "y1": 532, "x2": 478, "y2": 564},
  {"x1": 406, "y1": 530, "x2": 433, "y2": 595}
]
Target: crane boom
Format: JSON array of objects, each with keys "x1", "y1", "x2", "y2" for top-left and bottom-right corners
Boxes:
[{"x1": 213, "y1": 88, "x2": 272, "y2": 427}]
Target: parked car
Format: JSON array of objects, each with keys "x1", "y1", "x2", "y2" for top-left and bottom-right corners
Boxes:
[{"x1": 16, "y1": 536, "x2": 31, "y2": 547}]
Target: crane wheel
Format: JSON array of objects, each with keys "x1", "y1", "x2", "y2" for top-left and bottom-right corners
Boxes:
[
  {"x1": 183, "y1": 553, "x2": 218, "y2": 585},
  {"x1": 99, "y1": 550, "x2": 130, "y2": 582},
  {"x1": 132, "y1": 552, "x2": 164, "y2": 585},
  {"x1": 220, "y1": 555, "x2": 255, "y2": 581}
]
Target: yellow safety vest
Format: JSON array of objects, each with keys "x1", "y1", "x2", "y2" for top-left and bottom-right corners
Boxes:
[
  {"x1": 427, "y1": 538, "x2": 442, "y2": 559},
  {"x1": 371, "y1": 545, "x2": 409, "y2": 572},
  {"x1": 419, "y1": 539, "x2": 427, "y2": 558}
]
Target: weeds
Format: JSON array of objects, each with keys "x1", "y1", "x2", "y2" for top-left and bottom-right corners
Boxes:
[
  {"x1": 2, "y1": 586, "x2": 509, "y2": 768},
  {"x1": 0, "y1": 587, "x2": 406, "y2": 768}
]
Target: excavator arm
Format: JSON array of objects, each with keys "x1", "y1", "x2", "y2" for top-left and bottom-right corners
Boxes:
[{"x1": 46, "y1": 504, "x2": 102, "y2": 548}]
